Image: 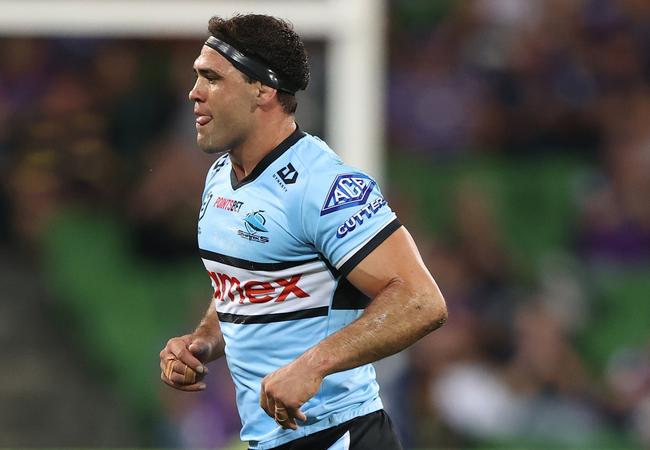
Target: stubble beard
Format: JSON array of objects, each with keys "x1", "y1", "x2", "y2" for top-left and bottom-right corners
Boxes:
[
  {"x1": 198, "y1": 128, "x2": 248, "y2": 156},
  {"x1": 197, "y1": 129, "x2": 230, "y2": 154}
]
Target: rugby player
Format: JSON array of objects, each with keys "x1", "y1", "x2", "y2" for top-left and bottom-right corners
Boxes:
[{"x1": 160, "y1": 14, "x2": 447, "y2": 450}]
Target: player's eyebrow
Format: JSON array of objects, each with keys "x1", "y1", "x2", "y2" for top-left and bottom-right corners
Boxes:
[{"x1": 194, "y1": 67, "x2": 223, "y2": 79}]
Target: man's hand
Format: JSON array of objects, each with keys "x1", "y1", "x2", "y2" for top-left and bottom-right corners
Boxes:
[
  {"x1": 159, "y1": 334, "x2": 213, "y2": 392},
  {"x1": 260, "y1": 360, "x2": 323, "y2": 430}
]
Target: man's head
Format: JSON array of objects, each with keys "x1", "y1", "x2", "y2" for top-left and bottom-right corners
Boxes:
[
  {"x1": 208, "y1": 15, "x2": 309, "y2": 113},
  {"x1": 189, "y1": 14, "x2": 309, "y2": 153}
]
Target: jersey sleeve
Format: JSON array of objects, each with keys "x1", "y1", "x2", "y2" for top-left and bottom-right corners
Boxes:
[{"x1": 301, "y1": 170, "x2": 401, "y2": 276}]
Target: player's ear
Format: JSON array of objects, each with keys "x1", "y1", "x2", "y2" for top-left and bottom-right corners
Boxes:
[{"x1": 256, "y1": 83, "x2": 278, "y2": 107}]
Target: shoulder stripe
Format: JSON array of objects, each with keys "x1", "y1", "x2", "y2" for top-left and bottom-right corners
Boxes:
[
  {"x1": 199, "y1": 249, "x2": 319, "y2": 271},
  {"x1": 217, "y1": 306, "x2": 329, "y2": 324},
  {"x1": 338, "y1": 219, "x2": 402, "y2": 277}
]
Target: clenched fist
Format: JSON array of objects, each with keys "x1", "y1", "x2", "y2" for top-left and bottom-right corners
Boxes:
[
  {"x1": 260, "y1": 359, "x2": 323, "y2": 430},
  {"x1": 160, "y1": 334, "x2": 215, "y2": 392}
]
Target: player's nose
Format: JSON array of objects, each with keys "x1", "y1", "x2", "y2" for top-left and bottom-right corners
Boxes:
[{"x1": 189, "y1": 79, "x2": 205, "y2": 102}]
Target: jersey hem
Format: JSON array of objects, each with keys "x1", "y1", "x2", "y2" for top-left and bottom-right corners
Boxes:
[{"x1": 247, "y1": 398, "x2": 383, "y2": 450}]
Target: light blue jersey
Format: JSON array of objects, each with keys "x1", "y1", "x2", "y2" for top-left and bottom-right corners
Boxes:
[{"x1": 197, "y1": 128, "x2": 401, "y2": 449}]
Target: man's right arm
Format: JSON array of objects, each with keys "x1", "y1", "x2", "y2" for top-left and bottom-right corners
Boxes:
[{"x1": 159, "y1": 304, "x2": 225, "y2": 392}]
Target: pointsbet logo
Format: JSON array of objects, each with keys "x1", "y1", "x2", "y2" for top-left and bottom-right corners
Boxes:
[
  {"x1": 207, "y1": 272, "x2": 309, "y2": 303},
  {"x1": 214, "y1": 196, "x2": 244, "y2": 213}
]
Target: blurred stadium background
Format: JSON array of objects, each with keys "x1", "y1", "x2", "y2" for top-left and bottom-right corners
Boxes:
[{"x1": 1, "y1": 0, "x2": 650, "y2": 449}]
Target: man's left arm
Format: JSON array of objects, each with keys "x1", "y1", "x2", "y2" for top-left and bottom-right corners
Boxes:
[{"x1": 260, "y1": 226, "x2": 447, "y2": 429}]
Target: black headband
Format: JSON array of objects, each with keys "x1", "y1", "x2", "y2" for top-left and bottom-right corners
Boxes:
[{"x1": 204, "y1": 36, "x2": 297, "y2": 95}]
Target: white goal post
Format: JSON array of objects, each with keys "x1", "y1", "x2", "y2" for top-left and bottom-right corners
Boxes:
[{"x1": 0, "y1": 0, "x2": 387, "y2": 182}]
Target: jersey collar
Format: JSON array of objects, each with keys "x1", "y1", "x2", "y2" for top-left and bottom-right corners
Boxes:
[{"x1": 230, "y1": 126, "x2": 306, "y2": 190}]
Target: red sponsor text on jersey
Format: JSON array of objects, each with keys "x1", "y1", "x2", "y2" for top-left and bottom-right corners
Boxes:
[
  {"x1": 214, "y1": 196, "x2": 244, "y2": 213},
  {"x1": 207, "y1": 272, "x2": 309, "y2": 304}
]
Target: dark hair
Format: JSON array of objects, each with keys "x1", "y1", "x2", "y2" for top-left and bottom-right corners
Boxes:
[{"x1": 208, "y1": 14, "x2": 309, "y2": 114}]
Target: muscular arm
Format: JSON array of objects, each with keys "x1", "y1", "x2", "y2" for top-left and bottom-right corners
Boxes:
[
  {"x1": 260, "y1": 226, "x2": 447, "y2": 428},
  {"x1": 301, "y1": 228, "x2": 446, "y2": 374},
  {"x1": 192, "y1": 305, "x2": 227, "y2": 360},
  {"x1": 159, "y1": 302, "x2": 226, "y2": 391}
]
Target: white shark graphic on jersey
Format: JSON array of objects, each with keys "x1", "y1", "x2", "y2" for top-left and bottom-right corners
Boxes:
[{"x1": 197, "y1": 128, "x2": 400, "y2": 450}]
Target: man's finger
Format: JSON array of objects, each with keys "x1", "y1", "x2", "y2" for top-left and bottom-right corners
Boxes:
[
  {"x1": 188, "y1": 341, "x2": 212, "y2": 361},
  {"x1": 169, "y1": 342, "x2": 206, "y2": 374},
  {"x1": 160, "y1": 373, "x2": 207, "y2": 392},
  {"x1": 159, "y1": 356, "x2": 171, "y2": 374},
  {"x1": 166, "y1": 363, "x2": 205, "y2": 385},
  {"x1": 168, "y1": 371, "x2": 205, "y2": 386},
  {"x1": 286, "y1": 405, "x2": 307, "y2": 423},
  {"x1": 164, "y1": 358, "x2": 176, "y2": 380},
  {"x1": 266, "y1": 393, "x2": 277, "y2": 420},
  {"x1": 274, "y1": 405, "x2": 288, "y2": 422},
  {"x1": 184, "y1": 364, "x2": 196, "y2": 384},
  {"x1": 276, "y1": 416, "x2": 296, "y2": 430},
  {"x1": 275, "y1": 405, "x2": 297, "y2": 430},
  {"x1": 281, "y1": 419, "x2": 297, "y2": 430}
]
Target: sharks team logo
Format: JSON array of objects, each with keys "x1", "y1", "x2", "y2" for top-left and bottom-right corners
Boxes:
[
  {"x1": 244, "y1": 211, "x2": 268, "y2": 234},
  {"x1": 238, "y1": 210, "x2": 269, "y2": 243},
  {"x1": 320, "y1": 173, "x2": 376, "y2": 216}
]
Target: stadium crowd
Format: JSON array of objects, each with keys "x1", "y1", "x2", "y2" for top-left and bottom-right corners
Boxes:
[{"x1": 0, "y1": 0, "x2": 649, "y2": 448}]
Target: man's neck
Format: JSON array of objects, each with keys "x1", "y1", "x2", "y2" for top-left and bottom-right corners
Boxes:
[{"x1": 230, "y1": 117, "x2": 296, "y2": 181}]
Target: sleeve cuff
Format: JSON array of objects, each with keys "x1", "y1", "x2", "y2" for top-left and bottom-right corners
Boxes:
[{"x1": 338, "y1": 218, "x2": 402, "y2": 277}]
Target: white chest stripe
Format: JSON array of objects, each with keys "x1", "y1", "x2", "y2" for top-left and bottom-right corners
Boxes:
[{"x1": 202, "y1": 259, "x2": 335, "y2": 316}]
